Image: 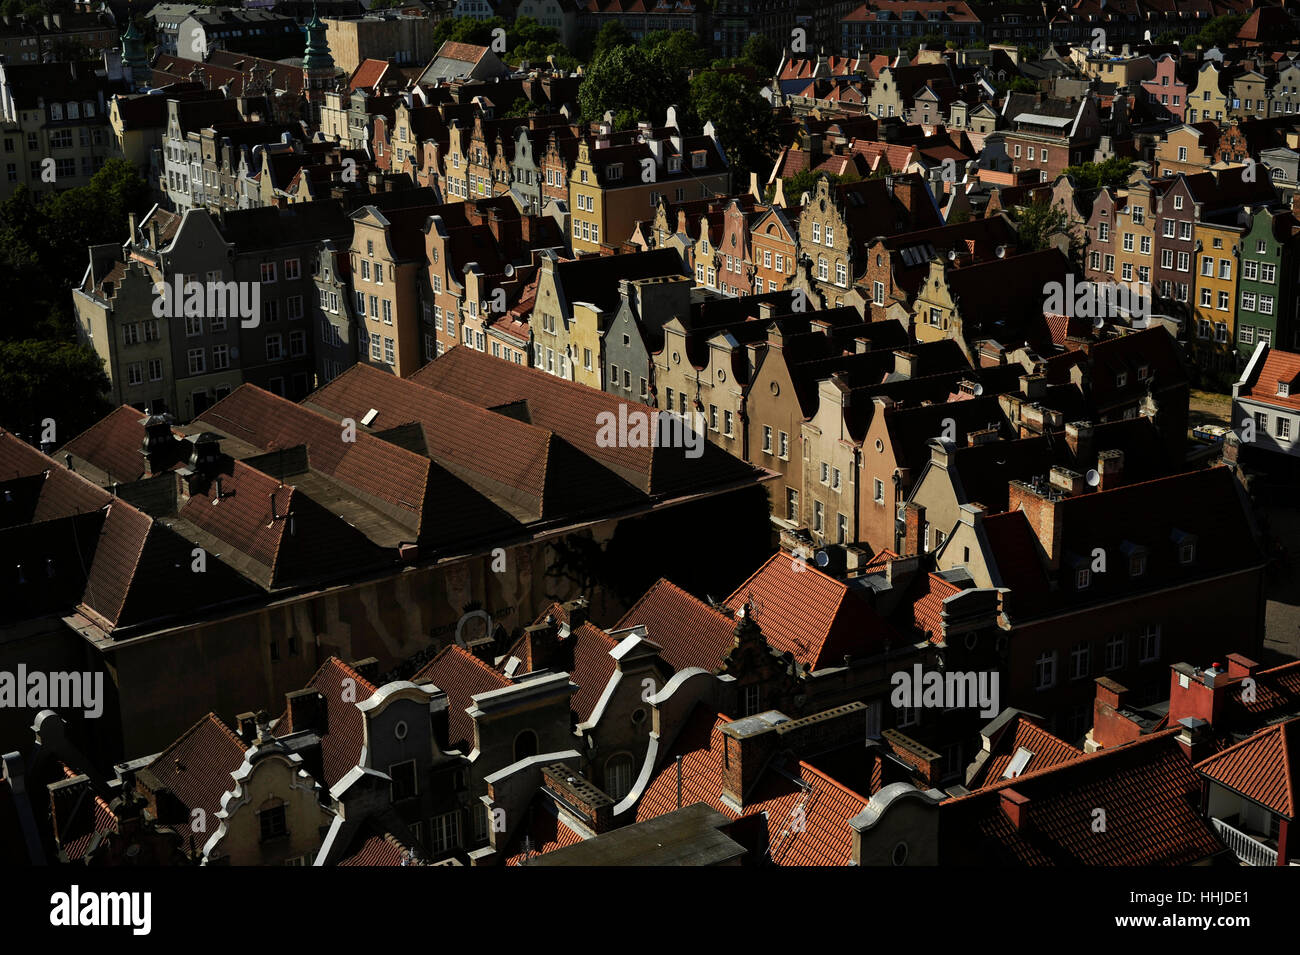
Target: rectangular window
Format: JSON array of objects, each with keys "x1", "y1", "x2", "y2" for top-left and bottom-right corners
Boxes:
[
  {"x1": 1034, "y1": 651, "x2": 1056, "y2": 690},
  {"x1": 187, "y1": 348, "x2": 205, "y2": 375},
  {"x1": 389, "y1": 760, "x2": 418, "y2": 801},
  {"x1": 284, "y1": 258, "x2": 301, "y2": 280},
  {"x1": 261, "y1": 262, "x2": 277, "y2": 283},
  {"x1": 148, "y1": 358, "x2": 163, "y2": 381},
  {"x1": 1070, "y1": 643, "x2": 1090, "y2": 680},
  {"x1": 762, "y1": 425, "x2": 772, "y2": 453},
  {"x1": 1105, "y1": 634, "x2": 1126, "y2": 671},
  {"x1": 813, "y1": 500, "x2": 824, "y2": 533},
  {"x1": 1138, "y1": 625, "x2": 1161, "y2": 663},
  {"x1": 709, "y1": 405, "x2": 719, "y2": 431},
  {"x1": 778, "y1": 431, "x2": 788, "y2": 459},
  {"x1": 431, "y1": 811, "x2": 461, "y2": 854}
]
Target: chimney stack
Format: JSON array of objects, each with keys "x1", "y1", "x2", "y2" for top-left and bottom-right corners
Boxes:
[
  {"x1": 1168, "y1": 661, "x2": 1233, "y2": 730},
  {"x1": 902, "y1": 501, "x2": 926, "y2": 557},
  {"x1": 1000, "y1": 788, "x2": 1030, "y2": 829},
  {"x1": 284, "y1": 689, "x2": 327, "y2": 736},
  {"x1": 1048, "y1": 465, "x2": 1084, "y2": 497},
  {"x1": 1007, "y1": 479, "x2": 1064, "y2": 569},
  {"x1": 894, "y1": 350, "x2": 918, "y2": 378},
  {"x1": 1175, "y1": 717, "x2": 1214, "y2": 763},
  {"x1": 524, "y1": 615, "x2": 560, "y2": 671},
  {"x1": 1065, "y1": 420, "x2": 1094, "y2": 464},
  {"x1": 541, "y1": 763, "x2": 614, "y2": 833},
  {"x1": 1097, "y1": 448, "x2": 1124, "y2": 490}
]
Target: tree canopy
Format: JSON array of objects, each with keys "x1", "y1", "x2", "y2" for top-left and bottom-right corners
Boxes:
[{"x1": 1062, "y1": 156, "x2": 1135, "y2": 193}]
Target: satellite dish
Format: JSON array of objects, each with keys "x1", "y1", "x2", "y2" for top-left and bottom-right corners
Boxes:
[
  {"x1": 1086, "y1": 469, "x2": 1100, "y2": 487},
  {"x1": 503, "y1": 262, "x2": 515, "y2": 277},
  {"x1": 972, "y1": 383, "x2": 984, "y2": 395},
  {"x1": 1093, "y1": 314, "x2": 1105, "y2": 329},
  {"x1": 815, "y1": 550, "x2": 830, "y2": 567}
]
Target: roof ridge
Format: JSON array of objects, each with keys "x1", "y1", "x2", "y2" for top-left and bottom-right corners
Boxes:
[
  {"x1": 949, "y1": 726, "x2": 1184, "y2": 800},
  {"x1": 157, "y1": 710, "x2": 247, "y2": 764},
  {"x1": 794, "y1": 758, "x2": 870, "y2": 807},
  {"x1": 1196, "y1": 716, "x2": 1289, "y2": 770},
  {"x1": 443, "y1": 643, "x2": 511, "y2": 684}
]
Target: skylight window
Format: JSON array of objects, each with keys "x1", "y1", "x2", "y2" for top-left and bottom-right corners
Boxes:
[{"x1": 1004, "y1": 747, "x2": 1034, "y2": 779}]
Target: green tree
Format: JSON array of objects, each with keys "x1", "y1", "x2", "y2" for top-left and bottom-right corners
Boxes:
[
  {"x1": 0, "y1": 339, "x2": 111, "y2": 438},
  {"x1": 642, "y1": 29, "x2": 712, "y2": 73},
  {"x1": 781, "y1": 169, "x2": 846, "y2": 201},
  {"x1": 1188, "y1": 13, "x2": 1247, "y2": 50},
  {"x1": 1014, "y1": 197, "x2": 1068, "y2": 253},
  {"x1": 0, "y1": 159, "x2": 150, "y2": 342},
  {"x1": 1062, "y1": 156, "x2": 1135, "y2": 192},
  {"x1": 578, "y1": 44, "x2": 687, "y2": 125},
  {"x1": 994, "y1": 75, "x2": 1039, "y2": 96},
  {"x1": 591, "y1": 20, "x2": 632, "y2": 56},
  {"x1": 688, "y1": 69, "x2": 779, "y2": 188},
  {"x1": 740, "y1": 34, "x2": 781, "y2": 75}
]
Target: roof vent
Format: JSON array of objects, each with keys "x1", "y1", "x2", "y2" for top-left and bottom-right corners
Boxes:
[{"x1": 360, "y1": 408, "x2": 379, "y2": 427}]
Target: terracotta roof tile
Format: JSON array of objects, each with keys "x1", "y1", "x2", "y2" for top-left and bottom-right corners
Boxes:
[
  {"x1": 61, "y1": 405, "x2": 151, "y2": 484},
  {"x1": 941, "y1": 729, "x2": 1226, "y2": 865},
  {"x1": 274, "y1": 658, "x2": 376, "y2": 789},
  {"x1": 973, "y1": 715, "x2": 1083, "y2": 789},
  {"x1": 724, "y1": 552, "x2": 897, "y2": 670},
  {"x1": 413, "y1": 645, "x2": 510, "y2": 753},
  {"x1": 634, "y1": 705, "x2": 867, "y2": 865},
  {"x1": 145, "y1": 712, "x2": 248, "y2": 847},
  {"x1": 613, "y1": 577, "x2": 736, "y2": 672},
  {"x1": 1196, "y1": 717, "x2": 1300, "y2": 819}
]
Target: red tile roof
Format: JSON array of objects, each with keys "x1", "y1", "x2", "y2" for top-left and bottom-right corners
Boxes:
[
  {"x1": 274, "y1": 658, "x2": 376, "y2": 789},
  {"x1": 505, "y1": 798, "x2": 588, "y2": 865},
  {"x1": 941, "y1": 728, "x2": 1226, "y2": 865},
  {"x1": 1240, "y1": 347, "x2": 1300, "y2": 413},
  {"x1": 910, "y1": 572, "x2": 962, "y2": 642},
  {"x1": 634, "y1": 705, "x2": 868, "y2": 865},
  {"x1": 337, "y1": 830, "x2": 417, "y2": 866},
  {"x1": 724, "y1": 552, "x2": 897, "y2": 670},
  {"x1": 413, "y1": 645, "x2": 510, "y2": 752},
  {"x1": 568, "y1": 622, "x2": 621, "y2": 722},
  {"x1": 1196, "y1": 717, "x2": 1300, "y2": 819},
  {"x1": 613, "y1": 577, "x2": 737, "y2": 672},
  {"x1": 412, "y1": 346, "x2": 762, "y2": 498},
  {"x1": 307, "y1": 363, "x2": 641, "y2": 522},
  {"x1": 145, "y1": 712, "x2": 248, "y2": 848},
  {"x1": 975, "y1": 715, "x2": 1083, "y2": 788},
  {"x1": 61, "y1": 405, "x2": 151, "y2": 484}
]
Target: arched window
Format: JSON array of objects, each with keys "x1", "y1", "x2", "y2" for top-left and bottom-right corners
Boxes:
[
  {"x1": 514, "y1": 729, "x2": 538, "y2": 761},
  {"x1": 605, "y1": 753, "x2": 634, "y2": 801}
]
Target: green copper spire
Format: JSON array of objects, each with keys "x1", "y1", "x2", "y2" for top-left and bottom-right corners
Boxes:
[
  {"x1": 302, "y1": 3, "x2": 334, "y2": 73},
  {"x1": 121, "y1": 18, "x2": 148, "y2": 75}
]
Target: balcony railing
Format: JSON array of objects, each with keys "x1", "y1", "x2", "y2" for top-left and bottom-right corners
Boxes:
[{"x1": 1212, "y1": 816, "x2": 1279, "y2": 867}]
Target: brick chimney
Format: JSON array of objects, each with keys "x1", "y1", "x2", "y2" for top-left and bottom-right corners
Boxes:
[
  {"x1": 524, "y1": 615, "x2": 560, "y2": 670},
  {"x1": 1096, "y1": 448, "x2": 1124, "y2": 490},
  {"x1": 902, "y1": 501, "x2": 926, "y2": 557},
  {"x1": 1008, "y1": 479, "x2": 1064, "y2": 569},
  {"x1": 541, "y1": 763, "x2": 614, "y2": 833},
  {"x1": 562, "y1": 595, "x2": 589, "y2": 629},
  {"x1": 1065, "y1": 420, "x2": 1094, "y2": 464},
  {"x1": 721, "y1": 704, "x2": 867, "y2": 807},
  {"x1": 1168, "y1": 662, "x2": 1233, "y2": 730},
  {"x1": 1226, "y1": 653, "x2": 1259, "y2": 680},
  {"x1": 1000, "y1": 788, "x2": 1030, "y2": 829},
  {"x1": 894, "y1": 350, "x2": 918, "y2": 378},
  {"x1": 1019, "y1": 374, "x2": 1046, "y2": 399},
  {"x1": 285, "y1": 688, "x2": 327, "y2": 736},
  {"x1": 1048, "y1": 465, "x2": 1084, "y2": 497},
  {"x1": 1089, "y1": 677, "x2": 1145, "y2": 750},
  {"x1": 967, "y1": 426, "x2": 999, "y2": 446}
]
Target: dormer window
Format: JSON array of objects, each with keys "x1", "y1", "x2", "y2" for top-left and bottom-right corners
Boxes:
[
  {"x1": 668, "y1": 156, "x2": 681, "y2": 173},
  {"x1": 1279, "y1": 380, "x2": 1291, "y2": 398},
  {"x1": 606, "y1": 163, "x2": 623, "y2": 181},
  {"x1": 1121, "y1": 541, "x2": 1148, "y2": 577},
  {"x1": 1172, "y1": 529, "x2": 1197, "y2": 564},
  {"x1": 1115, "y1": 371, "x2": 1127, "y2": 387},
  {"x1": 1138, "y1": 364, "x2": 1150, "y2": 380},
  {"x1": 692, "y1": 150, "x2": 706, "y2": 169},
  {"x1": 1076, "y1": 567, "x2": 1091, "y2": 590}
]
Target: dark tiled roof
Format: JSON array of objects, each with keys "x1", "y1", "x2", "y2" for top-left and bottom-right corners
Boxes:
[
  {"x1": 274, "y1": 658, "x2": 376, "y2": 789},
  {"x1": 411, "y1": 347, "x2": 764, "y2": 498},
  {"x1": 61, "y1": 405, "x2": 151, "y2": 485},
  {"x1": 413, "y1": 645, "x2": 510, "y2": 753},
  {"x1": 145, "y1": 712, "x2": 247, "y2": 847}
]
